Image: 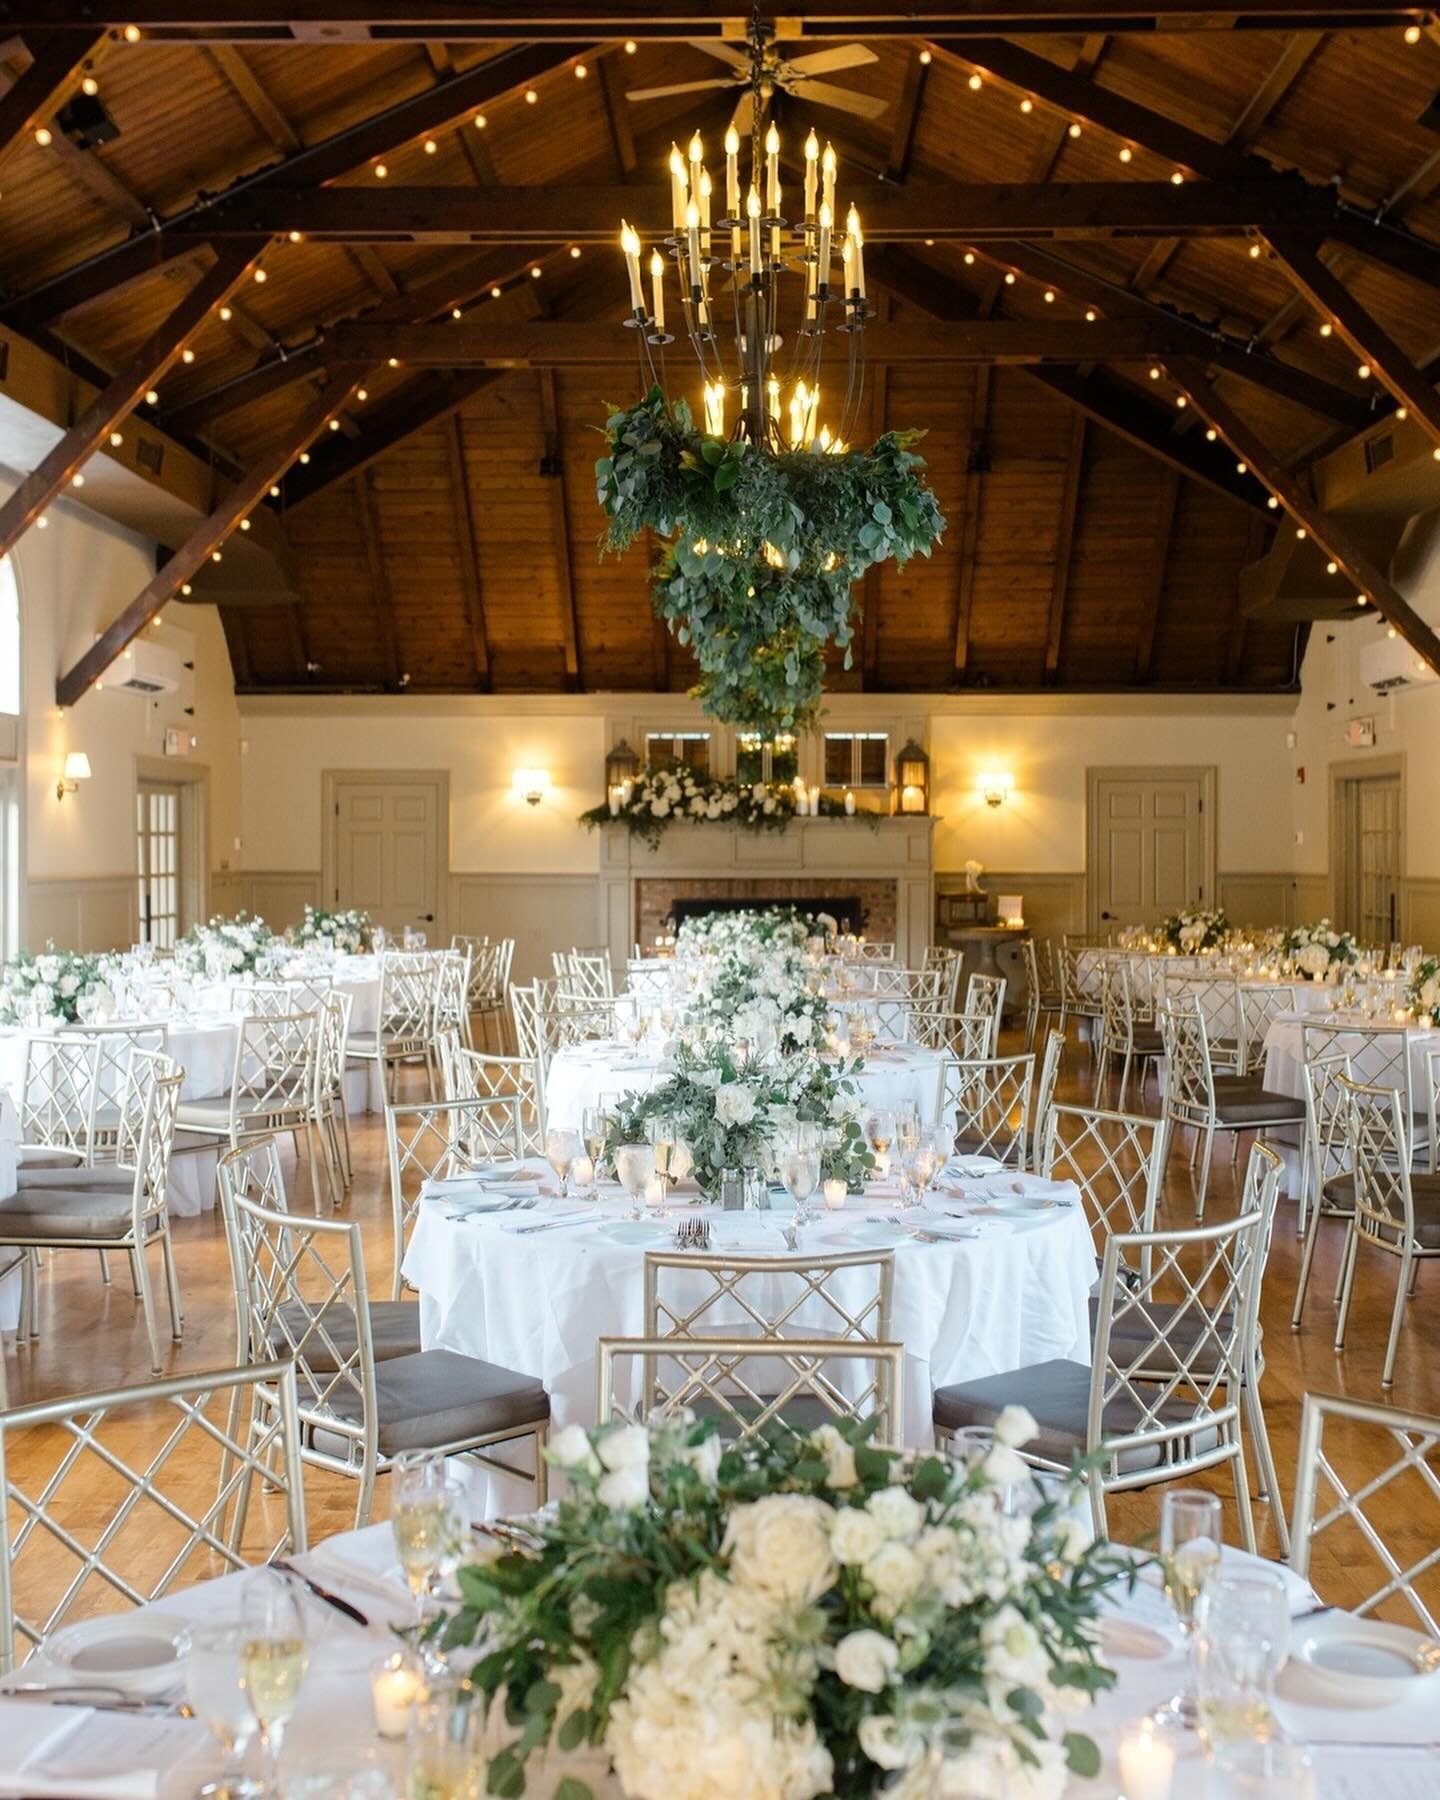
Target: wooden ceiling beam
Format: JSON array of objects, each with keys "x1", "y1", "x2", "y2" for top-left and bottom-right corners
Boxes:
[
  {"x1": 443, "y1": 411, "x2": 491, "y2": 689},
  {"x1": 1170, "y1": 357, "x2": 1440, "y2": 677},
  {"x1": 355, "y1": 467, "x2": 403, "y2": 689},
  {"x1": 207, "y1": 42, "x2": 299, "y2": 151},
  {"x1": 951, "y1": 366, "x2": 992, "y2": 681},
  {"x1": 1043, "y1": 412, "x2": 1086, "y2": 678},
  {"x1": 182, "y1": 177, "x2": 1348, "y2": 244},
  {"x1": 1, "y1": 41, "x2": 589, "y2": 330},
  {"x1": 0, "y1": 244, "x2": 254, "y2": 559},
  {"x1": 0, "y1": 30, "x2": 102, "y2": 166},
  {"x1": 1133, "y1": 467, "x2": 1181, "y2": 681},
  {"x1": 539, "y1": 367, "x2": 581, "y2": 689},
  {"x1": 57, "y1": 368, "x2": 368, "y2": 707},
  {"x1": 885, "y1": 48, "x2": 929, "y2": 185}
]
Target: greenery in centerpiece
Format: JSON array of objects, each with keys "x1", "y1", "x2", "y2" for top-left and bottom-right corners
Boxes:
[
  {"x1": 1407, "y1": 956, "x2": 1440, "y2": 1024},
  {"x1": 677, "y1": 905, "x2": 836, "y2": 953},
  {"x1": 436, "y1": 1410, "x2": 1124, "y2": 1800},
  {"x1": 595, "y1": 386, "x2": 945, "y2": 735},
  {"x1": 603, "y1": 1041, "x2": 872, "y2": 1196},
  {"x1": 579, "y1": 763, "x2": 878, "y2": 848},
  {"x1": 1159, "y1": 908, "x2": 1230, "y2": 952},
  {"x1": 0, "y1": 945, "x2": 119, "y2": 1025},
  {"x1": 174, "y1": 911, "x2": 276, "y2": 981},
  {"x1": 1279, "y1": 919, "x2": 1358, "y2": 979},
  {"x1": 290, "y1": 902, "x2": 375, "y2": 955}
]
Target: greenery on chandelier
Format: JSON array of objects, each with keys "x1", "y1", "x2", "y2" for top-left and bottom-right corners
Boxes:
[
  {"x1": 579, "y1": 763, "x2": 878, "y2": 849},
  {"x1": 595, "y1": 386, "x2": 946, "y2": 735}
]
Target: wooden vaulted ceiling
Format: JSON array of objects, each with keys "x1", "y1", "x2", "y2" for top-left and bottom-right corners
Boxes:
[{"x1": 6, "y1": 8, "x2": 1440, "y2": 699}]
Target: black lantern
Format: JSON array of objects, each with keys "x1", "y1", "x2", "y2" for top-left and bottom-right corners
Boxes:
[
  {"x1": 894, "y1": 739, "x2": 930, "y2": 815},
  {"x1": 605, "y1": 738, "x2": 640, "y2": 812}
]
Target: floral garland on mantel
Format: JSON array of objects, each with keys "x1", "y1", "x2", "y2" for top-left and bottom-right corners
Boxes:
[
  {"x1": 579, "y1": 764, "x2": 880, "y2": 850},
  {"x1": 595, "y1": 386, "x2": 945, "y2": 736}
]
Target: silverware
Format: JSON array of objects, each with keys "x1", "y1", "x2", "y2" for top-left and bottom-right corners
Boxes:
[
  {"x1": 513, "y1": 1213, "x2": 592, "y2": 1235},
  {"x1": 273, "y1": 1557, "x2": 369, "y2": 1627}
]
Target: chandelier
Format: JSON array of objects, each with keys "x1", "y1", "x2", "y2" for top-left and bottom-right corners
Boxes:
[{"x1": 616, "y1": 35, "x2": 869, "y2": 453}]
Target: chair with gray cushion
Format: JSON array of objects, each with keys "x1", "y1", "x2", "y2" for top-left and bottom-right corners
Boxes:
[
  {"x1": 934, "y1": 1168, "x2": 1275, "y2": 1548},
  {"x1": 219, "y1": 1137, "x2": 549, "y2": 1528},
  {"x1": 1291, "y1": 1048, "x2": 1357, "y2": 1330},
  {"x1": 1094, "y1": 960, "x2": 1163, "y2": 1111},
  {"x1": 383, "y1": 1094, "x2": 525, "y2": 1299},
  {"x1": 1158, "y1": 996, "x2": 1305, "y2": 1221}
]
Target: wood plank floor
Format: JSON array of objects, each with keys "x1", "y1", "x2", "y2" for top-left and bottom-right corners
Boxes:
[{"x1": 3, "y1": 1031, "x2": 1437, "y2": 1627}]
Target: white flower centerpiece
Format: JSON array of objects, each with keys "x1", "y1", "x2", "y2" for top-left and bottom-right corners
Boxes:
[
  {"x1": 174, "y1": 910, "x2": 277, "y2": 982},
  {"x1": 1279, "y1": 919, "x2": 1358, "y2": 981},
  {"x1": 1407, "y1": 956, "x2": 1440, "y2": 1024},
  {"x1": 436, "y1": 1410, "x2": 1125, "y2": 1800},
  {"x1": 0, "y1": 945, "x2": 119, "y2": 1025},
  {"x1": 676, "y1": 907, "x2": 830, "y2": 956},
  {"x1": 1159, "y1": 908, "x2": 1230, "y2": 953},
  {"x1": 678, "y1": 932, "x2": 833, "y2": 1058},
  {"x1": 290, "y1": 903, "x2": 375, "y2": 956}
]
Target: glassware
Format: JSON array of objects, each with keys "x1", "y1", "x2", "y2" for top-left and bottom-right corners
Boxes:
[
  {"x1": 405, "y1": 1685, "x2": 482, "y2": 1800},
  {"x1": 898, "y1": 1138, "x2": 938, "y2": 1208},
  {"x1": 613, "y1": 1143, "x2": 656, "y2": 1220},
  {"x1": 1196, "y1": 1569, "x2": 1291, "y2": 1752},
  {"x1": 864, "y1": 1108, "x2": 896, "y2": 1178},
  {"x1": 544, "y1": 1125, "x2": 582, "y2": 1199},
  {"x1": 646, "y1": 1114, "x2": 678, "y2": 1200},
  {"x1": 392, "y1": 1456, "x2": 467, "y2": 1646},
  {"x1": 238, "y1": 1571, "x2": 307, "y2": 1783},
  {"x1": 1152, "y1": 1489, "x2": 1223, "y2": 1730},
  {"x1": 184, "y1": 1622, "x2": 263, "y2": 1800},
  {"x1": 896, "y1": 1099, "x2": 921, "y2": 1154},
  {"x1": 1209, "y1": 1739, "x2": 1316, "y2": 1798},
  {"x1": 778, "y1": 1140, "x2": 820, "y2": 1226}
]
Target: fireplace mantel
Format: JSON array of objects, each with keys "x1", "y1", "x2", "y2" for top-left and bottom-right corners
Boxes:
[{"x1": 597, "y1": 817, "x2": 936, "y2": 965}]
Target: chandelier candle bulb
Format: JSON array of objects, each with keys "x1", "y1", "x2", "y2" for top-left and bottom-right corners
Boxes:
[
  {"x1": 724, "y1": 125, "x2": 740, "y2": 215},
  {"x1": 747, "y1": 187, "x2": 763, "y2": 279},
  {"x1": 699, "y1": 167, "x2": 712, "y2": 234},
  {"x1": 805, "y1": 251, "x2": 819, "y2": 323},
  {"x1": 765, "y1": 122, "x2": 781, "y2": 213},
  {"x1": 620, "y1": 222, "x2": 644, "y2": 314},
  {"x1": 847, "y1": 205, "x2": 866, "y2": 299},
  {"x1": 668, "y1": 145, "x2": 687, "y2": 232},
  {"x1": 842, "y1": 234, "x2": 854, "y2": 301},
  {"x1": 685, "y1": 202, "x2": 702, "y2": 289},
  {"x1": 821, "y1": 142, "x2": 837, "y2": 223},
  {"x1": 803, "y1": 130, "x2": 819, "y2": 220},
  {"x1": 649, "y1": 251, "x2": 665, "y2": 333},
  {"x1": 817, "y1": 202, "x2": 833, "y2": 293}
]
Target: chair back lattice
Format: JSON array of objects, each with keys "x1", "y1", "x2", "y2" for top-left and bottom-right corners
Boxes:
[
  {"x1": 1157, "y1": 998, "x2": 1219, "y2": 1129},
  {"x1": 1300, "y1": 1021, "x2": 1420, "y2": 1120},
  {"x1": 226, "y1": 1011, "x2": 321, "y2": 1132},
  {"x1": 1300, "y1": 1047, "x2": 1354, "y2": 1215},
  {"x1": 0, "y1": 1359, "x2": 306, "y2": 1672},
  {"x1": 1237, "y1": 982, "x2": 1301, "y2": 1077},
  {"x1": 908, "y1": 1005, "x2": 990, "y2": 1059},
  {"x1": 509, "y1": 979, "x2": 570, "y2": 1070},
  {"x1": 939, "y1": 1052, "x2": 1034, "y2": 1169},
  {"x1": 1289, "y1": 1391, "x2": 1440, "y2": 1635},
  {"x1": 438, "y1": 1033, "x2": 544, "y2": 1155},
  {"x1": 314, "y1": 989, "x2": 354, "y2": 1104},
  {"x1": 645, "y1": 1247, "x2": 894, "y2": 1349},
  {"x1": 131, "y1": 1053, "x2": 184, "y2": 1225},
  {"x1": 858, "y1": 967, "x2": 941, "y2": 1043},
  {"x1": 432, "y1": 948, "x2": 472, "y2": 1038},
  {"x1": 1159, "y1": 974, "x2": 1243, "y2": 1073},
  {"x1": 375, "y1": 952, "x2": 439, "y2": 1053},
  {"x1": 1342, "y1": 1075, "x2": 1419, "y2": 1253},
  {"x1": 1032, "y1": 1028, "x2": 1066, "y2": 1154},
  {"x1": 560, "y1": 950, "x2": 614, "y2": 1002},
  {"x1": 1057, "y1": 944, "x2": 1101, "y2": 1016},
  {"x1": 962, "y1": 974, "x2": 1006, "y2": 1051},
  {"x1": 922, "y1": 947, "x2": 964, "y2": 1012},
  {"x1": 598, "y1": 1335, "x2": 904, "y2": 1446},
  {"x1": 1041, "y1": 1102, "x2": 1164, "y2": 1262},
  {"x1": 231, "y1": 982, "x2": 300, "y2": 1018},
  {"x1": 384, "y1": 1096, "x2": 524, "y2": 1294},
  {"x1": 1098, "y1": 959, "x2": 1145, "y2": 1054},
  {"x1": 43, "y1": 1024, "x2": 169, "y2": 1157},
  {"x1": 18, "y1": 1034, "x2": 101, "y2": 1162}
]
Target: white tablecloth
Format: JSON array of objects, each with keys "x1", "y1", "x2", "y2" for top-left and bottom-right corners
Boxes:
[
  {"x1": 0, "y1": 1524, "x2": 1430, "y2": 1797},
  {"x1": 544, "y1": 1039, "x2": 949, "y2": 1133},
  {"x1": 402, "y1": 1166, "x2": 1096, "y2": 1513}
]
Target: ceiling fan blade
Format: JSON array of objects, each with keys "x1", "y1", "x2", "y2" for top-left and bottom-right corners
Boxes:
[
  {"x1": 685, "y1": 38, "x2": 752, "y2": 70},
  {"x1": 787, "y1": 78, "x2": 888, "y2": 120},
  {"x1": 625, "y1": 77, "x2": 735, "y2": 102},
  {"x1": 785, "y1": 44, "x2": 878, "y2": 77},
  {"x1": 730, "y1": 89, "x2": 755, "y2": 137}
]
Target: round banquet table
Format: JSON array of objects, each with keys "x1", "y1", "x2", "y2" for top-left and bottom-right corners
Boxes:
[
  {"x1": 402, "y1": 1161, "x2": 1096, "y2": 1515},
  {"x1": 543, "y1": 1037, "x2": 948, "y2": 1134}
]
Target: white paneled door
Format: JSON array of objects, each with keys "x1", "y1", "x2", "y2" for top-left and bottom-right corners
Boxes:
[
  {"x1": 1087, "y1": 769, "x2": 1211, "y2": 931},
  {"x1": 136, "y1": 781, "x2": 182, "y2": 949},
  {"x1": 328, "y1": 774, "x2": 446, "y2": 940}
]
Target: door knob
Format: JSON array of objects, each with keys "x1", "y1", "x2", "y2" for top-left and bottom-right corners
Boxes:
[
  {"x1": 1100, "y1": 910, "x2": 1114, "y2": 920},
  {"x1": 419, "y1": 913, "x2": 435, "y2": 922}
]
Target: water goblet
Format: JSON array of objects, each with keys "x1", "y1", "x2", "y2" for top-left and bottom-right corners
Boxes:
[
  {"x1": 778, "y1": 1140, "x2": 820, "y2": 1229},
  {"x1": 1195, "y1": 1568, "x2": 1291, "y2": 1752},
  {"x1": 1152, "y1": 1489, "x2": 1223, "y2": 1731},
  {"x1": 545, "y1": 1125, "x2": 582, "y2": 1199},
  {"x1": 184, "y1": 1622, "x2": 263, "y2": 1800},
  {"x1": 238, "y1": 1571, "x2": 307, "y2": 1785},
  {"x1": 927, "y1": 1123, "x2": 956, "y2": 1185},
  {"x1": 614, "y1": 1143, "x2": 656, "y2": 1220},
  {"x1": 899, "y1": 1140, "x2": 938, "y2": 1208}
]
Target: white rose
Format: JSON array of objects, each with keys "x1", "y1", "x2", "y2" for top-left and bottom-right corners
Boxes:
[
  {"x1": 651, "y1": 798, "x2": 671, "y2": 818},
  {"x1": 809, "y1": 1424, "x2": 858, "y2": 1489},
  {"x1": 866, "y1": 1484, "x2": 924, "y2": 1541},
  {"x1": 858, "y1": 1715, "x2": 911, "y2": 1773},
  {"x1": 831, "y1": 1506, "x2": 886, "y2": 1566},
  {"x1": 597, "y1": 1463, "x2": 650, "y2": 1510},
  {"x1": 982, "y1": 1443, "x2": 1030, "y2": 1488},
  {"x1": 680, "y1": 1432, "x2": 721, "y2": 1485},
  {"x1": 596, "y1": 1422, "x2": 650, "y2": 1473},
  {"x1": 723, "y1": 1494, "x2": 837, "y2": 1605},
  {"x1": 993, "y1": 1404, "x2": 1038, "y2": 1449},
  {"x1": 1297, "y1": 941, "x2": 1330, "y2": 977},
  {"x1": 714, "y1": 1083, "x2": 757, "y2": 1126},
  {"x1": 548, "y1": 1423, "x2": 601, "y2": 1476},
  {"x1": 668, "y1": 1142, "x2": 694, "y2": 1182},
  {"x1": 982, "y1": 1605, "x2": 1049, "y2": 1688},
  {"x1": 1052, "y1": 1514, "x2": 1092, "y2": 1564},
  {"x1": 864, "y1": 1541, "x2": 924, "y2": 1614},
  {"x1": 834, "y1": 1629, "x2": 900, "y2": 1693}
]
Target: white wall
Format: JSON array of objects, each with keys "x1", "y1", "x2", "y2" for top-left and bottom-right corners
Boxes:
[{"x1": 3, "y1": 474, "x2": 243, "y2": 949}]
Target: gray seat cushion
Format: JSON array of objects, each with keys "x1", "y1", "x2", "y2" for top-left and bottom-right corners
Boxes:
[
  {"x1": 272, "y1": 1300, "x2": 423, "y2": 1368},
  {"x1": 175, "y1": 1097, "x2": 236, "y2": 1131},
  {"x1": 1210, "y1": 1077, "x2": 1307, "y2": 1128},
  {"x1": 933, "y1": 1358, "x2": 1220, "y2": 1474},
  {"x1": 317, "y1": 1348, "x2": 549, "y2": 1456},
  {"x1": 1363, "y1": 1174, "x2": 1440, "y2": 1250},
  {"x1": 0, "y1": 1188, "x2": 143, "y2": 1241},
  {"x1": 16, "y1": 1145, "x2": 85, "y2": 1169},
  {"x1": 18, "y1": 1164, "x2": 133, "y2": 1192},
  {"x1": 1127, "y1": 1027, "x2": 1164, "y2": 1056},
  {"x1": 1089, "y1": 1296, "x2": 1235, "y2": 1377}
]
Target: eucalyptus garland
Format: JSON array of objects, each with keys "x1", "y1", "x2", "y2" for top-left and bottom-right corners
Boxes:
[
  {"x1": 579, "y1": 763, "x2": 878, "y2": 850},
  {"x1": 595, "y1": 386, "x2": 946, "y2": 734}
]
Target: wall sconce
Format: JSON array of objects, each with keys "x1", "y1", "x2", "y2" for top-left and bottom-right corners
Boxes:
[
  {"x1": 978, "y1": 770, "x2": 1014, "y2": 809},
  {"x1": 893, "y1": 739, "x2": 930, "y2": 815},
  {"x1": 512, "y1": 767, "x2": 551, "y2": 807},
  {"x1": 56, "y1": 751, "x2": 91, "y2": 801}
]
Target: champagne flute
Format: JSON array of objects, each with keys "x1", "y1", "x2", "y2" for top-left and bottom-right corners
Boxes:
[
  {"x1": 1153, "y1": 1488, "x2": 1223, "y2": 1730},
  {"x1": 896, "y1": 1099, "x2": 921, "y2": 1155},
  {"x1": 865, "y1": 1108, "x2": 896, "y2": 1180},
  {"x1": 184, "y1": 1622, "x2": 263, "y2": 1800},
  {"x1": 582, "y1": 1104, "x2": 612, "y2": 1178},
  {"x1": 239, "y1": 1572, "x2": 307, "y2": 1783},
  {"x1": 613, "y1": 1143, "x2": 656, "y2": 1220},
  {"x1": 927, "y1": 1122, "x2": 956, "y2": 1186},
  {"x1": 646, "y1": 1114, "x2": 676, "y2": 1200},
  {"x1": 391, "y1": 1455, "x2": 456, "y2": 1638},
  {"x1": 545, "y1": 1125, "x2": 582, "y2": 1199},
  {"x1": 1196, "y1": 1568, "x2": 1291, "y2": 1751}
]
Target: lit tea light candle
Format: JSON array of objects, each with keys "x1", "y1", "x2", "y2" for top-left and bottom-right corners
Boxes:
[
  {"x1": 1116, "y1": 1720, "x2": 1174, "y2": 1800},
  {"x1": 370, "y1": 1652, "x2": 425, "y2": 1739},
  {"x1": 644, "y1": 1176, "x2": 665, "y2": 1210},
  {"x1": 571, "y1": 1154, "x2": 595, "y2": 1190},
  {"x1": 823, "y1": 1178, "x2": 847, "y2": 1210}
]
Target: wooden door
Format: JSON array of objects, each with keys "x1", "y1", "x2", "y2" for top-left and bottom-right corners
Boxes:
[
  {"x1": 1355, "y1": 775, "x2": 1401, "y2": 946},
  {"x1": 1089, "y1": 770, "x2": 1208, "y2": 930},
  {"x1": 136, "y1": 780, "x2": 183, "y2": 949},
  {"x1": 330, "y1": 776, "x2": 444, "y2": 939}
]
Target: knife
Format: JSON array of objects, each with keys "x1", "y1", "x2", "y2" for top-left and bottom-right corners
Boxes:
[
  {"x1": 512, "y1": 1213, "x2": 593, "y2": 1235},
  {"x1": 273, "y1": 1558, "x2": 369, "y2": 1627}
]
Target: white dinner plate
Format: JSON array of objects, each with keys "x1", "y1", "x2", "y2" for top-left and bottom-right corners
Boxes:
[
  {"x1": 821, "y1": 1221, "x2": 908, "y2": 1249},
  {"x1": 596, "y1": 1220, "x2": 672, "y2": 1245},
  {"x1": 976, "y1": 1194, "x2": 1058, "y2": 1215},
  {"x1": 44, "y1": 1613, "x2": 188, "y2": 1696},
  {"x1": 1288, "y1": 1612, "x2": 1440, "y2": 1704}
]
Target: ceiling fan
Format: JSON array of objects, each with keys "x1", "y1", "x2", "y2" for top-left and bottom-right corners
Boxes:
[{"x1": 625, "y1": 35, "x2": 886, "y2": 136}]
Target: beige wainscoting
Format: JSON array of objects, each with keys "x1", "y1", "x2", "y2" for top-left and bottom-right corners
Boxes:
[
  {"x1": 1216, "y1": 873, "x2": 1300, "y2": 931},
  {"x1": 449, "y1": 873, "x2": 599, "y2": 986},
  {"x1": 210, "y1": 871, "x2": 322, "y2": 928},
  {"x1": 1405, "y1": 878, "x2": 1440, "y2": 947},
  {"x1": 24, "y1": 876, "x2": 138, "y2": 952},
  {"x1": 934, "y1": 873, "x2": 1086, "y2": 946}
]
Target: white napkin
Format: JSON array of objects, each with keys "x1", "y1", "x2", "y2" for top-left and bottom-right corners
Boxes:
[{"x1": 0, "y1": 1705, "x2": 207, "y2": 1799}]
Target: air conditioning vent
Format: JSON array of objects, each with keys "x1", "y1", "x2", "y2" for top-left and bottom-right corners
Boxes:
[
  {"x1": 1364, "y1": 432, "x2": 1396, "y2": 474},
  {"x1": 1360, "y1": 633, "x2": 1440, "y2": 693},
  {"x1": 111, "y1": 641, "x2": 182, "y2": 696}
]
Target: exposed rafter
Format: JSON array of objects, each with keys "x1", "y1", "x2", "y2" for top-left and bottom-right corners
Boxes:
[
  {"x1": 951, "y1": 367, "x2": 993, "y2": 681},
  {"x1": 0, "y1": 30, "x2": 102, "y2": 165},
  {"x1": 355, "y1": 467, "x2": 403, "y2": 688},
  {"x1": 539, "y1": 367, "x2": 581, "y2": 689},
  {"x1": 1044, "y1": 413, "x2": 1087, "y2": 678},
  {"x1": 1134, "y1": 468, "x2": 1181, "y2": 681},
  {"x1": 442, "y1": 412, "x2": 491, "y2": 689}
]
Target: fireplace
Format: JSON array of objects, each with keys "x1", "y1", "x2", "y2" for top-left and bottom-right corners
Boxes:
[
  {"x1": 635, "y1": 878, "x2": 897, "y2": 952},
  {"x1": 668, "y1": 894, "x2": 869, "y2": 933}
]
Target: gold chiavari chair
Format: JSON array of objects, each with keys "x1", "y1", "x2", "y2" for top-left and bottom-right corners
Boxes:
[{"x1": 383, "y1": 1095, "x2": 525, "y2": 1298}]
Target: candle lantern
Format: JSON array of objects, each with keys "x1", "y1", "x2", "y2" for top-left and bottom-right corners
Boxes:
[{"x1": 894, "y1": 739, "x2": 931, "y2": 815}]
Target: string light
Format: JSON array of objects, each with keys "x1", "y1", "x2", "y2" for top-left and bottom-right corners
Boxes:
[
  {"x1": 1267, "y1": 495, "x2": 1279, "y2": 509},
  {"x1": 968, "y1": 72, "x2": 982, "y2": 91},
  {"x1": 211, "y1": 549, "x2": 222, "y2": 562},
  {"x1": 374, "y1": 162, "x2": 388, "y2": 178},
  {"x1": 387, "y1": 356, "x2": 399, "y2": 367},
  {"x1": 1357, "y1": 362, "x2": 1371, "y2": 378},
  {"x1": 1405, "y1": 22, "x2": 1422, "y2": 41},
  {"x1": 1176, "y1": 394, "x2": 1187, "y2": 407},
  {"x1": 269, "y1": 485, "x2": 280, "y2": 497},
  {"x1": 82, "y1": 74, "x2": 99, "y2": 96},
  {"x1": 490, "y1": 285, "x2": 502, "y2": 298},
  {"x1": 1319, "y1": 321, "x2": 1332, "y2": 335},
  {"x1": 524, "y1": 88, "x2": 538, "y2": 104},
  {"x1": 1357, "y1": 594, "x2": 1367, "y2": 605},
  {"x1": 574, "y1": 62, "x2": 588, "y2": 78},
  {"x1": 1043, "y1": 288, "x2": 1055, "y2": 303},
  {"x1": 124, "y1": 24, "x2": 141, "y2": 42},
  {"x1": 963, "y1": 251, "x2": 975, "y2": 264},
  {"x1": 1148, "y1": 366, "x2": 1161, "y2": 380},
  {"x1": 109, "y1": 430, "x2": 123, "y2": 445},
  {"x1": 530, "y1": 265, "x2": 542, "y2": 278},
  {"x1": 1249, "y1": 242, "x2": 1262, "y2": 258},
  {"x1": 34, "y1": 126, "x2": 51, "y2": 146},
  {"x1": 1003, "y1": 271, "x2": 1015, "y2": 284},
  {"x1": 624, "y1": 38, "x2": 637, "y2": 53},
  {"x1": 298, "y1": 452, "x2": 310, "y2": 465},
  {"x1": 1326, "y1": 561, "x2": 1338, "y2": 574},
  {"x1": 253, "y1": 267, "x2": 267, "y2": 283},
  {"x1": 239, "y1": 516, "x2": 252, "y2": 529},
  {"x1": 1118, "y1": 146, "x2": 1132, "y2": 163},
  {"x1": 423, "y1": 139, "x2": 437, "y2": 154},
  {"x1": 1068, "y1": 122, "x2": 1082, "y2": 138},
  {"x1": 474, "y1": 113, "x2": 487, "y2": 129},
  {"x1": 181, "y1": 583, "x2": 192, "y2": 595},
  {"x1": 919, "y1": 48, "x2": 932, "y2": 65},
  {"x1": 218, "y1": 306, "x2": 232, "y2": 321},
  {"x1": 181, "y1": 347, "x2": 195, "y2": 363},
  {"x1": 71, "y1": 473, "x2": 84, "y2": 488},
  {"x1": 452, "y1": 307, "x2": 462, "y2": 319},
  {"x1": 570, "y1": 244, "x2": 582, "y2": 258},
  {"x1": 1296, "y1": 527, "x2": 1307, "y2": 539},
  {"x1": 1205, "y1": 428, "x2": 1217, "y2": 441},
  {"x1": 329, "y1": 418, "x2": 341, "y2": 431},
  {"x1": 1397, "y1": 406, "x2": 1409, "y2": 419},
  {"x1": 356, "y1": 388, "x2": 368, "y2": 401},
  {"x1": 1170, "y1": 170, "x2": 1185, "y2": 185},
  {"x1": 288, "y1": 229, "x2": 302, "y2": 242},
  {"x1": 1236, "y1": 461, "x2": 1248, "y2": 473},
  {"x1": 145, "y1": 388, "x2": 159, "y2": 405},
  {"x1": 1020, "y1": 97, "x2": 1033, "y2": 113},
  {"x1": 1084, "y1": 307, "x2": 1097, "y2": 322}
]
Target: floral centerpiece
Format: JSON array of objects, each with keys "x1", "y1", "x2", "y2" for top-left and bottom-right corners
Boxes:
[
  {"x1": 174, "y1": 911, "x2": 276, "y2": 981},
  {"x1": 1279, "y1": 919, "x2": 1358, "y2": 980},
  {"x1": 677, "y1": 906, "x2": 835, "y2": 955},
  {"x1": 0, "y1": 946, "x2": 119, "y2": 1025},
  {"x1": 678, "y1": 934, "x2": 831, "y2": 1056},
  {"x1": 438, "y1": 1409, "x2": 1123, "y2": 1800},
  {"x1": 1160, "y1": 908, "x2": 1230, "y2": 952},
  {"x1": 604, "y1": 1042, "x2": 872, "y2": 1196},
  {"x1": 1407, "y1": 956, "x2": 1440, "y2": 1024},
  {"x1": 580, "y1": 765, "x2": 874, "y2": 850},
  {"x1": 290, "y1": 903, "x2": 374, "y2": 956}
]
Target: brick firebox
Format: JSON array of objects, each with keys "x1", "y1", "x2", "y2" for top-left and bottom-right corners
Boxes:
[{"x1": 636, "y1": 878, "x2": 898, "y2": 951}]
